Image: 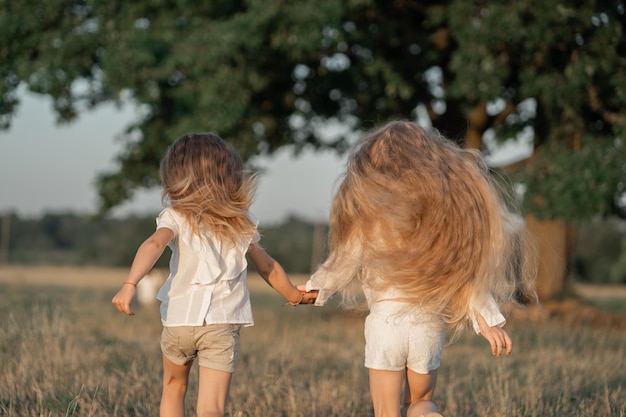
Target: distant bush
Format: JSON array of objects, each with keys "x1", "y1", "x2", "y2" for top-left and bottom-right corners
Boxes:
[
  {"x1": 0, "y1": 211, "x2": 327, "y2": 273},
  {"x1": 609, "y1": 236, "x2": 626, "y2": 284},
  {"x1": 2, "y1": 210, "x2": 625, "y2": 283},
  {"x1": 570, "y1": 217, "x2": 626, "y2": 284}
]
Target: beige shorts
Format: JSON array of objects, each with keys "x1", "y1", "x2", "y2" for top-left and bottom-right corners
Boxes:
[
  {"x1": 161, "y1": 324, "x2": 242, "y2": 373},
  {"x1": 364, "y1": 301, "x2": 445, "y2": 374}
]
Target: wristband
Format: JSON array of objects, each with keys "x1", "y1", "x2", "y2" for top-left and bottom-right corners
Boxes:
[{"x1": 288, "y1": 291, "x2": 304, "y2": 306}]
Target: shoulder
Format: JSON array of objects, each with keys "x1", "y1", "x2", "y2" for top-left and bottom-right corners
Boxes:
[{"x1": 157, "y1": 207, "x2": 183, "y2": 234}]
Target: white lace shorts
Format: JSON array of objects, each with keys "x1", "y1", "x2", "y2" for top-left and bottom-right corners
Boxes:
[{"x1": 364, "y1": 301, "x2": 445, "y2": 374}]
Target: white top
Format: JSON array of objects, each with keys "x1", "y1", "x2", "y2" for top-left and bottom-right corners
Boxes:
[
  {"x1": 155, "y1": 207, "x2": 259, "y2": 327},
  {"x1": 305, "y1": 245, "x2": 505, "y2": 334}
]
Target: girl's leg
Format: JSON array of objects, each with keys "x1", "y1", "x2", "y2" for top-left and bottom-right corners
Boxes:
[
  {"x1": 160, "y1": 355, "x2": 192, "y2": 417},
  {"x1": 369, "y1": 369, "x2": 405, "y2": 417},
  {"x1": 405, "y1": 368, "x2": 439, "y2": 417},
  {"x1": 196, "y1": 366, "x2": 233, "y2": 417}
]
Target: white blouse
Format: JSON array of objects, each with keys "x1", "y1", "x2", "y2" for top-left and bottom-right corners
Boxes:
[{"x1": 155, "y1": 208, "x2": 259, "y2": 327}]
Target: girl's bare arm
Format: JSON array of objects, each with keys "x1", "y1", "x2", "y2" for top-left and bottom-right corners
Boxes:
[
  {"x1": 112, "y1": 227, "x2": 174, "y2": 316},
  {"x1": 247, "y1": 242, "x2": 316, "y2": 305}
]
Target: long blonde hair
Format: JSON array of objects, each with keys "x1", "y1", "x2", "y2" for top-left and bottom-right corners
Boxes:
[
  {"x1": 326, "y1": 121, "x2": 535, "y2": 329},
  {"x1": 159, "y1": 133, "x2": 257, "y2": 245}
]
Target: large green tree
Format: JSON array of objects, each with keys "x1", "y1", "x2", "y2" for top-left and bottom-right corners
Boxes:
[{"x1": 2, "y1": 0, "x2": 625, "y2": 298}]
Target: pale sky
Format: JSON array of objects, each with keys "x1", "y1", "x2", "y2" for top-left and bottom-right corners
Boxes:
[{"x1": 0, "y1": 88, "x2": 346, "y2": 224}]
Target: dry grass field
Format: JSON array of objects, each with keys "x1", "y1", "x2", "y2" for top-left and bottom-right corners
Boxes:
[{"x1": 0, "y1": 266, "x2": 625, "y2": 417}]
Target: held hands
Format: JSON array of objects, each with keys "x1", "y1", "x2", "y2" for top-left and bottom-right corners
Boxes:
[
  {"x1": 476, "y1": 312, "x2": 512, "y2": 357},
  {"x1": 300, "y1": 289, "x2": 318, "y2": 305},
  {"x1": 112, "y1": 282, "x2": 137, "y2": 316},
  {"x1": 292, "y1": 284, "x2": 318, "y2": 305}
]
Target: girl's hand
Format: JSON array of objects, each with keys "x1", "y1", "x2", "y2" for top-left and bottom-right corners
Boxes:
[
  {"x1": 297, "y1": 284, "x2": 318, "y2": 305},
  {"x1": 476, "y1": 312, "x2": 512, "y2": 357},
  {"x1": 301, "y1": 290, "x2": 318, "y2": 304},
  {"x1": 112, "y1": 285, "x2": 137, "y2": 316}
]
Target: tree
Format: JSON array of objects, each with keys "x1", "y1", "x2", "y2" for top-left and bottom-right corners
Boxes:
[
  {"x1": 443, "y1": 1, "x2": 626, "y2": 298},
  {"x1": 2, "y1": 0, "x2": 625, "y2": 298}
]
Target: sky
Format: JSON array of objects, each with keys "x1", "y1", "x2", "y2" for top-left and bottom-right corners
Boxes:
[
  {"x1": 0, "y1": 88, "x2": 345, "y2": 224},
  {"x1": 0, "y1": 89, "x2": 532, "y2": 225}
]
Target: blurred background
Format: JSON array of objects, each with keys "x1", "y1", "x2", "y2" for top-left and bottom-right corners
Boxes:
[{"x1": 1, "y1": 0, "x2": 625, "y2": 300}]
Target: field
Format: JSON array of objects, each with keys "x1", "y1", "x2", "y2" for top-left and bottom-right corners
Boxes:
[{"x1": 0, "y1": 266, "x2": 625, "y2": 417}]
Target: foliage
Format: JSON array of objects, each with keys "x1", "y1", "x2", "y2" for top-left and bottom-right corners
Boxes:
[
  {"x1": 0, "y1": 211, "x2": 326, "y2": 272},
  {"x1": 571, "y1": 216, "x2": 626, "y2": 284},
  {"x1": 521, "y1": 135, "x2": 625, "y2": 220},
  {"x1": 2, "y1": 0, "x2": 625, "y2": 220},
  {"x1": 257, "y1": 215, "x2": 329, "y2": 274},
  {"x1": 610, "y1": 238, "x2": 626, "y2": 283},
  {"x1": 444, "y1": 1, "x2": 626, "y2": 220},
  {"x1": 0, "y1": 211, "x2": 164, "y2": 266}
]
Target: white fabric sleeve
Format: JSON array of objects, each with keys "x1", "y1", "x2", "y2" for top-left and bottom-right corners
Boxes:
[
  {"x1": 156, "y1": 208, "x2": 178, "y2": 236},
  {"x1": 305, "y1": 243, "x2": 361, "y2": 306},
  {"x1": 469, "y1": 293, "x2": 506, "y2": 334}
]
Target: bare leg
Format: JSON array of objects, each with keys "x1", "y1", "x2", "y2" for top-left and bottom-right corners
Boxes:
[
  {"x1": 369, "y1": 369, "x2": 405, "y2": 417},
  {"x1": 405, "y1": 368, "x2": 439, "y2": 417},
  {"x1": 160, "y1": 355, "x2": 192, "y2": 417},
  {"x1": 196, "y1": 366, "x2": 233, "y2": 417}
]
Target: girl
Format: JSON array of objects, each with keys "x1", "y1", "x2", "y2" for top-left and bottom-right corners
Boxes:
[
  {"x1": 112, "y1": 133, "x2": 315, "y2": 417},
  {"x1": 303, "y1": 121, "x2": 535, "y2": 417}
]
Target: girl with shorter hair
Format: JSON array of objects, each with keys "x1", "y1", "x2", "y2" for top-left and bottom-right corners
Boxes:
[
  {"x1": 112, "y1": 133, "x2": 315, "y2": 417},
  {"x1": 303, "y1": 121, "x2": 536, "y2": 417}
]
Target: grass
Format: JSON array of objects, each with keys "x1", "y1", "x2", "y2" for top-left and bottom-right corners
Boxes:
[
  {"x1": 0, "y1": 267, "x2": 625, "y2": 416},
  {"x1": 573, "y1": 283, "x2": 626, "y2": 316}
]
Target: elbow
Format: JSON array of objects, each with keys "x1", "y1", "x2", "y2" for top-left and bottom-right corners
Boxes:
[
  {"x1": 143, "y1": 238, "x2": 167, "y2": 253},
  {"x1": 256, "y1": 261, "x2": 276, "y2": 279}
]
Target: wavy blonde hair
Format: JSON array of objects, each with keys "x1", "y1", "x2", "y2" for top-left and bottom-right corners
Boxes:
[
  {"x1": 326, "y1": 121, "x2": 536, "y2": 329},
  {"x1": 159, "y1": 133, "x2": 257, "y2": 246}
]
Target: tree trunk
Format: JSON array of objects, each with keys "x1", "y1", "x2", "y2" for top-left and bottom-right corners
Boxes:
[
  {"x1": 0, "y1": 213, "x2": 10, "y2": 265},
  {"x1": 465, "y1": 101, "x2": 488, "y2": 150},
  {"x1": 525, "y1": 215, "x2": 576, "y2": 300}
]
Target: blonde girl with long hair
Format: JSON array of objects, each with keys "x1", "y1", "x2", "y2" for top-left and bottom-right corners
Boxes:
[
  {"x1": 303, "y1": 121, "x2": 535, "y2": 417},
  {"x1": 112, "y1": 133, "x2": 315, "y2": 417}
]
